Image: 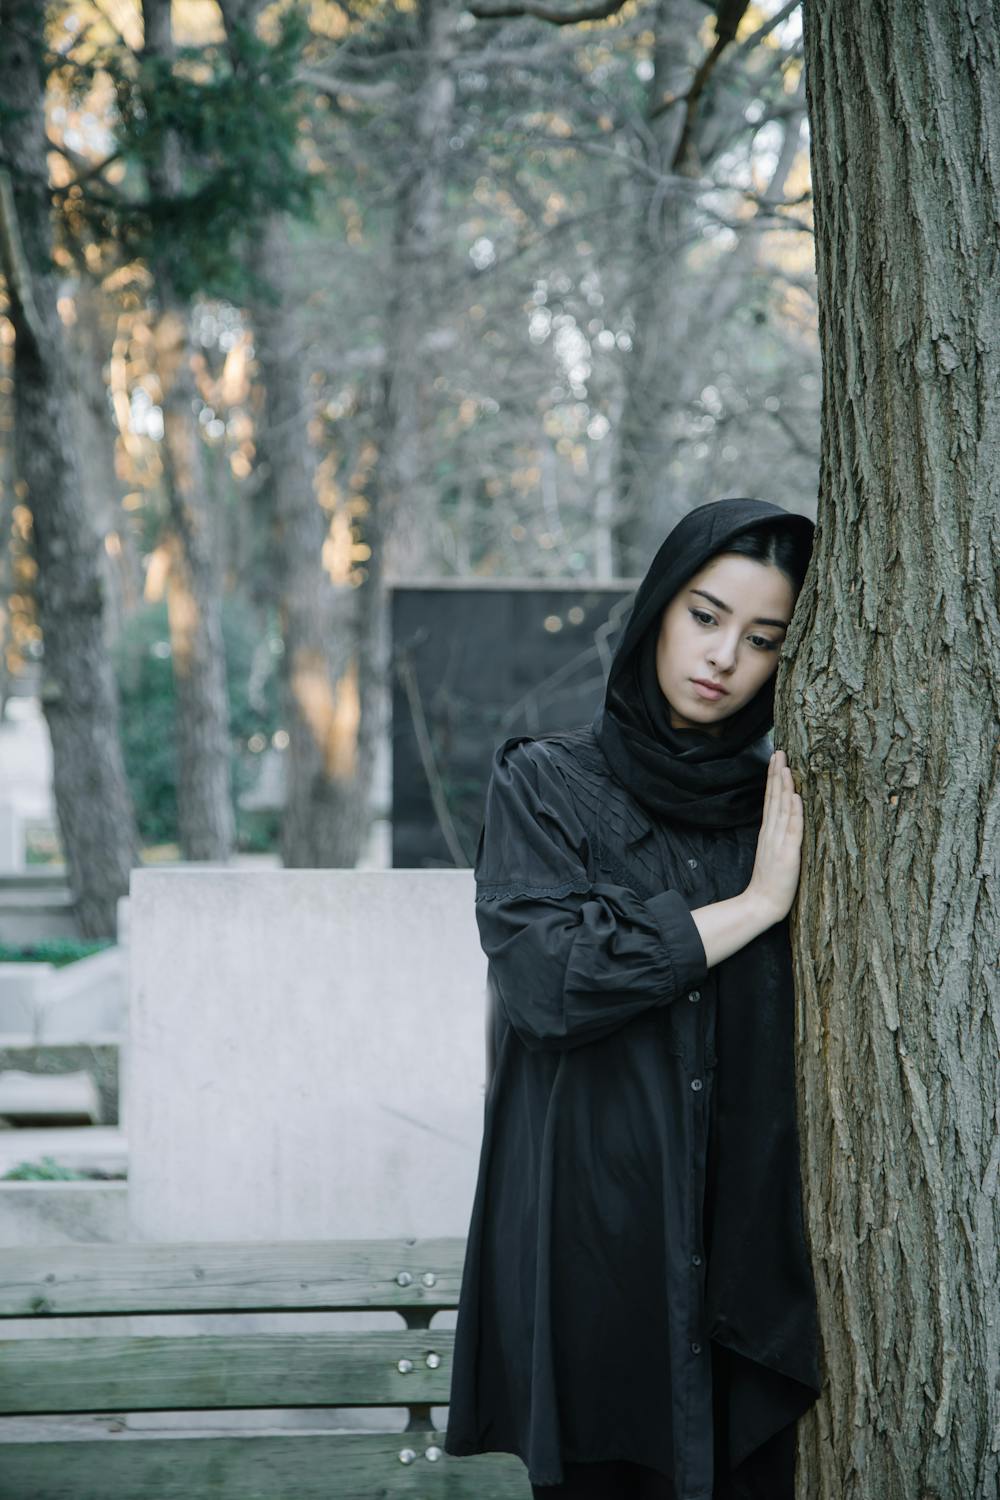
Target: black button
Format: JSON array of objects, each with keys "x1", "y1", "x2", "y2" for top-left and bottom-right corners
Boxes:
[
  {"x1": 692, "y1": 1254, "x2": 702, "y2": 1267},
  {"x1": 690, "y1": 1341, "x2": 702, "y2": 1355}
]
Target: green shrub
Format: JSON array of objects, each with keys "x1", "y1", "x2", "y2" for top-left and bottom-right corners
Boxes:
[
  {"x1": 0, "y1": 940, "x2": 112, "y2": 967},
  {"x1": 2, "y1": 1156, "x2": 93, "y2": 1181}
]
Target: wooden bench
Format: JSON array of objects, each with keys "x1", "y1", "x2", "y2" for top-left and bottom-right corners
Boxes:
[{"x1": 0, "y1": 1236, "x2": 528, "y2": 1498}]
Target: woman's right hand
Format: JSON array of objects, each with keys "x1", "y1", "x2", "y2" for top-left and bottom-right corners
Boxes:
[{"x1": 745, "y1": 749, "x2": 803, "y2": 924}]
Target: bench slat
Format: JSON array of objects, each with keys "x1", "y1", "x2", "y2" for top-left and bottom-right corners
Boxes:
[
  {"x1": 0, "y1": 1330, "x2": 459, "y2": 1415},
  {"x1": 0, "y1": 1429, "x2": 530, "y2": 1499},
  {"x1": 0, "y1": 1238, "x2": 466, "y2": 1317}
]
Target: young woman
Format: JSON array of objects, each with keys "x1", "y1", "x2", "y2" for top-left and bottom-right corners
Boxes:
[{"x1": 444, "y1": 496, "x2": 822, "y2": 1500}]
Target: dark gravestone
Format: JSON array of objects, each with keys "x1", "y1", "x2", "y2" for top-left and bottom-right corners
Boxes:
[{"x1": 391, "y1": 581, "x2": 638, "y2": 868}]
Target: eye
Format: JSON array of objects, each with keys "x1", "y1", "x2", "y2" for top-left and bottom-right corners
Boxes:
[{"x1": 689, "y1": 609, "x2": 777, "y2": 652}]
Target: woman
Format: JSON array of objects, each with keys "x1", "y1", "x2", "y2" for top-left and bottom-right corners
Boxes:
[{"x1": 444, "y1": 497, "x2": 823, "y2": 1500}]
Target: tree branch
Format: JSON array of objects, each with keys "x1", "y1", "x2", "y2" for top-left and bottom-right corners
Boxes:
[
  {"x1": 295, "y1": 67, "x2": 400, "y2": 104},
  {"x1": 735, "y1": 0, "x2": 800, "y2": 59},
  {"x1": 665, "y1": 1, "x2": 753, "y2": 173},
  {"x1": 468, "y1": 0, "x2": 630, "y2": 24},
  {"x1": 46, "y1": 136, "x2": 126, "y2": 192}
]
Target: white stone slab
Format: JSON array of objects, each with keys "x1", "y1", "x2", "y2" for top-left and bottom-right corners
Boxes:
[
  {"x1": 0, "y1": 1069, "x2": 102, "y2": 1124},
  {"x1": 0, "y1": 1181, "x2": 128, "y2": 1246},
  {"x1": 127, "y1": 870, "x2": 490, "y2": 1243},
  {"x1": 0, "y1": 698, "x2": 54, "y2": 821},
  {"x1": 0, "y1": 964, "x2": 53, "y2": 1035},
  {"x1": 0, "y1": 1126, "x2": 127, "y2": 1176},
  {"x1": 35, "y1": 947, "x2": 124, "y2": 1043},
  {"x1": 0, "y1": 801, "x2": 23, "y2": 873}
]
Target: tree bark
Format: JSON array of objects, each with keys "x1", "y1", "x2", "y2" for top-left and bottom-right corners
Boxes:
[
  {"x1": 141, "y1": 0, "x2": 235, "y2": 863},
  {"x1": 778, "y1": 5, "x2": 1000, "y2": 1496},
  {"x1": 0, "y1": 1, "x2": 139, "y2": 936}
]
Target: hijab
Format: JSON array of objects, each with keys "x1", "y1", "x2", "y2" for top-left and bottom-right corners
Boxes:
[{"x1": 592, "y1": 497, "x2": 815, "y2": 830}]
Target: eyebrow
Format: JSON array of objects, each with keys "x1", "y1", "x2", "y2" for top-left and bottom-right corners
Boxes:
[{"x1": 689, "y1": 588, "x2": 789, "y2": 630}]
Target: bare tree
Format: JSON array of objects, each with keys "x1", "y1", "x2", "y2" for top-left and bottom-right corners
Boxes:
[{"x1": 613, "y1": 0, "x2": 806, "y2": 571}]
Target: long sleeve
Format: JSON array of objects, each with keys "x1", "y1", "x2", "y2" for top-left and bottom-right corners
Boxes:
[{"x1": 474, "y1": 736, "x2": 708, "y2": 1052}]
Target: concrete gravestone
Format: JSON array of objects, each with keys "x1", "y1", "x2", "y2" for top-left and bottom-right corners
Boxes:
[{"x1": 127, "y1": 868, "x2": 489, "y2": 1243}]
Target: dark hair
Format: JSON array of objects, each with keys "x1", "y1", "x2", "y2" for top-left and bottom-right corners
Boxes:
[{"x1": 715, "y1": 519, "x2": 811, "y2": 595}]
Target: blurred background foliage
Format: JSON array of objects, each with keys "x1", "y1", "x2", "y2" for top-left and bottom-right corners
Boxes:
[{"x1": 0, "y1": 0, "x2": 819, "y2": 917}]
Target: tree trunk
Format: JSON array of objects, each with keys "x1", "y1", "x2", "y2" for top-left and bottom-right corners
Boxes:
[
  {"x1": 249, "y1": 216, "x2": 371, "y2": 866},
  {"x1": 613, "y1": 0, "x2": 796, "y2": 573},
  {"x1": 376, "y1": 0, "x2": 458, "y2": 582},
  {"x1": 64, "y1": 270, "x2": 144, "y2": 647},
  {"x1": 216, "y1": 0, "x2": 374, "y2": 866},
  {"x1": 141, "y1": 0, "x2": 235, "y2": 862},
  {"x1": 777, "y1": 5, "x2": 1000, "y2": 1496},
  {"x1": 0, "y1": 1, "x2": 139, "y2": 936},
  {"x1": 341, "y1": 0, "x2": 461, "y2": 868},
  {"x1": 613, "y1": 0, "x2": 689, "y2": 574}
]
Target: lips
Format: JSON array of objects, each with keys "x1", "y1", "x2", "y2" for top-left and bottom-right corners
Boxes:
[{"x1": 690, "y1": 679, "x2": 728, "y2": 700}]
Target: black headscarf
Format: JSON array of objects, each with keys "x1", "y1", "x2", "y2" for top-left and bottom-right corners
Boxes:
[{"x1": 592, "y1": 497, "x2": 815, "y2": 829}]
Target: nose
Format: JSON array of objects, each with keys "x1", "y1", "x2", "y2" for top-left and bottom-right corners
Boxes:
[{"x1": 706, "y1": 631, "x2": 739, "y2": 673}]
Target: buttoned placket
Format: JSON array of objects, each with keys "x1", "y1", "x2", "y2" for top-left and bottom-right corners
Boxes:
[
  {"x1": 679, "y1": 852, "x2": 715, "y2": 1499},
  {"x1": 634, "y1": 827, "x2": 717, "y2": 1498}
]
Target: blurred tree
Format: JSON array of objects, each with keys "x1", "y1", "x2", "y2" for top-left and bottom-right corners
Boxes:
[
  {"x1": 41, "y1": 0, "x2": 317, "y2": 860},
  {"x1": 294, "y1": 0, "x2": 471, "y2": 866},
  {"x1": 0, "y1": 0, "x2": 824, "y2": 879},
  {"x1": 613, "y1": 0, "x2": 806, "y2": 568},
  {"x1": 779, "y1": 2, "x2": 1000, "y2": 1494},
  {"x1": 350, "y1": 0, "x2": 464, "y2": 869},
  {"x1": 61, "y1": 268, "x2": 144, "y2": 644},
  {"x1": 0, "y1": 0, "x2": 138, "y2": 936},
  {"x1": 113, "y1": 596, "x2": 280, "y2": 849},
  {"x1": 138, "y1": 0, "x2": 236, "y2": 862},
  {"x1": 219, "y1": 0, "x2": 371, "y2": 868},
  {"x1": 302, "y1": 0, "x2": 818, "y2": 593}
]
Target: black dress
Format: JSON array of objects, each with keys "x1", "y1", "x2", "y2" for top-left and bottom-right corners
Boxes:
[{"x1": 443, "y1": 725, "x2": 821, "y2": 1498}]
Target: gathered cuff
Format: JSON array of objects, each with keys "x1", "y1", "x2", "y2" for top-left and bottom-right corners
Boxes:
[{"x1": 645, "y1": 888, "x2": 709, "y2": 994}]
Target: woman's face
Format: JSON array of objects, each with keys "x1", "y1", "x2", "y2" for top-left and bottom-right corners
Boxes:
[{"x1": 655, "y1": 553, "x2": 796, "y2": 733}]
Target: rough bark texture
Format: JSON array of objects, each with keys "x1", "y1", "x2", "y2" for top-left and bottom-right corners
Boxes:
[
  {"x1": 249, "y1": 217, "x2": 371, "y2": 867},
  {"x1": 0, "y1": 0, "x2": 139, "y2": 936},
  {"x1": 141, "y1": 0, "x2": 235, "y2": 863},
  {"x1": 777, "y1": 6, "x2": 1000, "y2": 1496}
]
